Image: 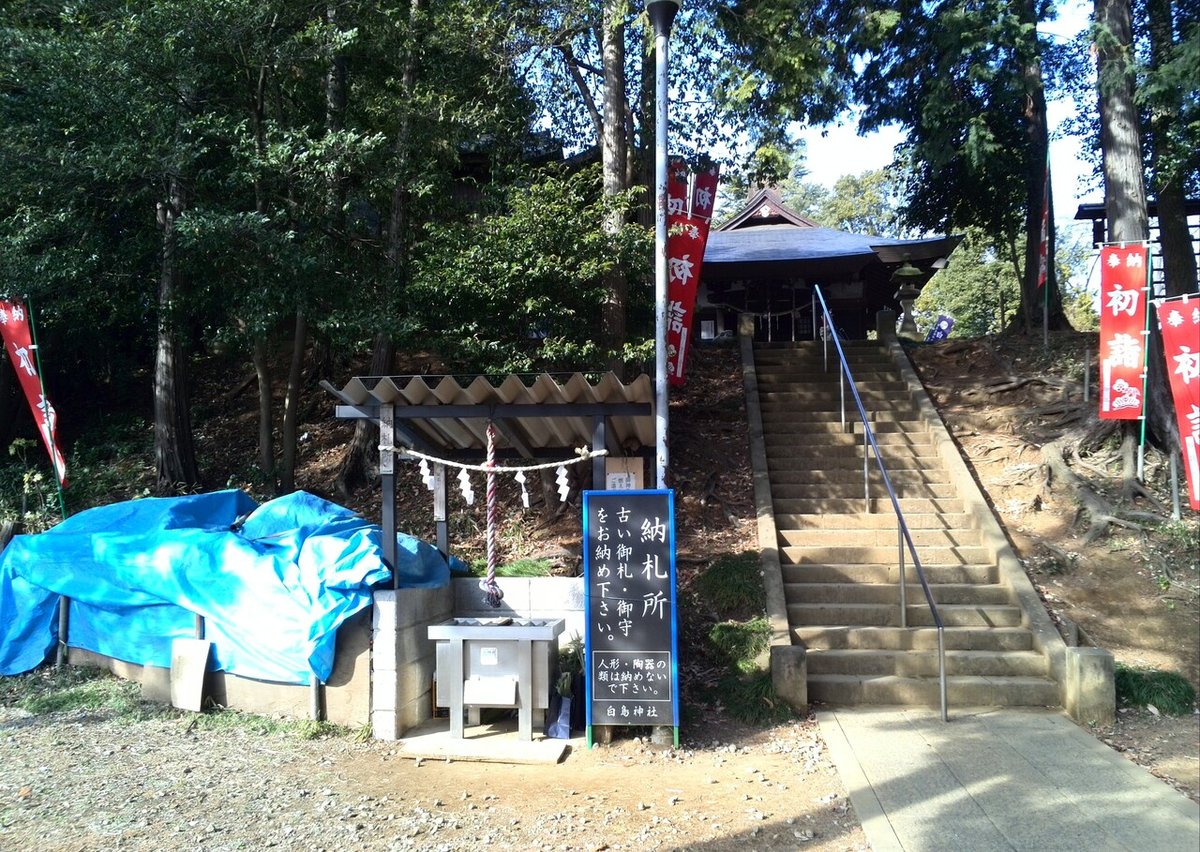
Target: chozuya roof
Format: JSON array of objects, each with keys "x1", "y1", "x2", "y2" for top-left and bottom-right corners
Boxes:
[
  {"x1": 706, "y1": 187, "x2": 960, "y2": 271},
  {"x1": 326, "y1": 372, "x2": 654, "y2": 456}
]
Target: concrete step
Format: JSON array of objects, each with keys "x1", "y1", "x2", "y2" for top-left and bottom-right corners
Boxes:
[
  {"x1": 781, "y1": 544, "x2": 991, "y2": 565},
  {"x1": 806, "y1": 674, "x2": 1060, "y2": 708},
  {"x1": 762, "y1": 419, "x2": 927, "y2": 435},
  {"x1": 782, "y1": 562, "x2": 998, "y2": 585},
  {"x1": 758, "y1": 407, "x2": 921, "y2": 423},
  {"x1": 783, "y1": 582, "x2": 1011, "y2": 606},
  {"x1": 764, "y1": 431, "x2": 935, "y2": 449},
  {"x1": 772, "y1": 497, "x2": 967, "y2": 515},
  {"x1": 807, "y1": 649, "x2": 1049, "y2": 678},
  {"x1": 758, "y1": 381, "x2": 910, "y2": 396},
  {"x1": 770, "y1": 468, "x2": 951, "y2": 488},
  {"x1": 768, "y1": 457, "x2": 945, "y2": 474},
  {"x1": 792, "y1": 625, "x2": 1034, "y2": 652},
  {"x1": 753, "y1": 348, "x2": 897, "y2": 362},
  {"x1": 755, "y1": 388, "x2": 912, "y2": 406},
  {"x1": 778, "y1": 527, "x2": 982, "y2": 548},
  {"x1": 755, "y1": 351, "x2": 892, "y2": 367},
  {"x1": 755, "y1": 373, "x2": 902, "y2": 388},
  {"x1": 767, "y1": 444, "x2": 943, "y2": 462},
  {"x1": 771, "y1": 482, "x2": 960, "y2": 500},
  {"x1": 775, "y1": 512, "x2": 975, "y2": 531},
  {"x1": 786, "y1": 603, "x2": 1023, "y2": 628}
]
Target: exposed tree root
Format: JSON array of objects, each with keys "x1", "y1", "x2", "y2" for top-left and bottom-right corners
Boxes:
[{"x1": 1042, "y1": 437, "x2": 1155, "y2": 544}]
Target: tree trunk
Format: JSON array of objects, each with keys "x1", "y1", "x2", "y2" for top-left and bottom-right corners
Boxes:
[
  {"x1": 1017, "y1": 0, "x2": 1068, "y2": 334},
  {"x1": 338, "y1": 2, "x2": 417, "y2": 494},
  {"x1": 153, "y1": 173, "x2": 199, "y2": 494},
  {"x1": 279, "y1": 310, "x2": 307, "y2": 493},
  {"x1": 1095, "y1": 0, "x2": 1151, "y2": 482},
  {"x1": 599, "y1": 1, "x2": 629, "y2": 369},
  {"x1": 1096, "y1": 0, "x2": 1149, "y2": 244},
  {"x1": 1145, "y1": 0, "x2": 1199, "y2": 298},
  {"x1": 251, "y1": 336, "x2": 275, "y2": 484},
  {"x1": 336, "y1": 332, "x2": 394, "y2": 498}
]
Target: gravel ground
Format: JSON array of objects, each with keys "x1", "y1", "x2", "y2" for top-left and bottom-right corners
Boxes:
[{"x1": 0, "y1": 701, "x2": 868, "y2": 851}]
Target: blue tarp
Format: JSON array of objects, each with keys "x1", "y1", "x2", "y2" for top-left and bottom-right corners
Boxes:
[{"x1": 0, "y1": 489, "x2": 455, "y2": 683}]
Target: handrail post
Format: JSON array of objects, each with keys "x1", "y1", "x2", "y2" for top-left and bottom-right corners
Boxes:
[
  {"x1": 841, "y1": 372, "x2": 847, "y2": 431},
  {"x1": 898, "y1": 524, "x2": 907, "y2": 628},
  {"x1": 863, "y1": 428, "x2": 869, "y2": 510},
  {"x1": 938, "y1": 626, "x2": 948, "y2": 722}
]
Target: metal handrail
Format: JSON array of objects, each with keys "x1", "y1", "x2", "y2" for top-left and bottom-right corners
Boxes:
[{"x1": 812, "y1": 286, "x2": 948, "y2": 721}]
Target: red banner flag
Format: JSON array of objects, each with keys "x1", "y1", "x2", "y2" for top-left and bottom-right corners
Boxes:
[
  {"x1": 0, "y1": 300, "x2": 67, "y2": 486},
  {"x1": 667, "y1": 157, "x2": 688, "y2": 220},
  {"x1": 666, "y1": 215, "x2": 708, "y2": 385},
  {"x1": 690, "y1": 163, "x2": 720, "y2": 225},
  {"x1": 1098, "y1": 244, "x2": 1149, "y2": 420},
  {"x1": 1155, "y1": 296, "x2": 1200, "y2": 511},
  {"x1": 664, "y1": 161, "x2": 720, "y2": 386},
  {"x1": 1037, "y1": 157, "x2": 1050, "y2": 289}
]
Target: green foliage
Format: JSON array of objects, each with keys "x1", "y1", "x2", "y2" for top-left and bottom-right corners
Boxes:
[
  {"x1": 818, "y1": 169, "x2": 909, "y2": 238},
  {"x1": 1157, "y1": 519, "x2": 1200, "y2": 553},
  {"x1": 0, "y1": 440, "x2": 63, "y2": 533},
  {"x1": 708, "y1": 617, "x2": 771, "y2": 674},
  {"x1": 716, "y1": 670, "x2": 796, "y2": 725},
  {"x1": 913, "y1": 229, "x2": 1021, "y2": 336},
  {"x1": 1114, "y1": 664, "x2": 1197, "y2": 715},
  {"x1": 466, "y1": 558, "x2": 555, "y2": 578},
  {"x1": 559, "y1": 633, "x2": 585, "y2": 678},
  {"x1": 693, "y1": 551, "x2": 765, "y2": 618},
  {"x1": 407, "y1": 166, "x2": 652, "y2": 373}
]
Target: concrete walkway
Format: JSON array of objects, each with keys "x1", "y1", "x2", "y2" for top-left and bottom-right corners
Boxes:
[{"x1": 818, "y1": 707, "x2": 1200, "y2": 852}]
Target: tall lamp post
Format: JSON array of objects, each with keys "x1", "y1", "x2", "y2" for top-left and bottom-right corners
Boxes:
[{"x1": 648, "y1": 0, "x2": 680, "y2": 490}]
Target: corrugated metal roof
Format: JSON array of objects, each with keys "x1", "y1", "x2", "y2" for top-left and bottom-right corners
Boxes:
[{"x1": 329, "y1": 373, "x2": 655, "y2": 457}]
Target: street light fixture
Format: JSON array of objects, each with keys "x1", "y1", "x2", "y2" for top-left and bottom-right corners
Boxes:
[{"x1": 648, "y1": 0, "x2": 680, "y2": 490}]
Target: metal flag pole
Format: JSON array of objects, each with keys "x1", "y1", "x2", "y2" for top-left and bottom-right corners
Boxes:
[
  {"x1": 1136, "y1": 249, "x2": 1152, "y2": 481},
  {"x1": 26, "y1": 298, "x2": 70, "y2": 668},
  {"x1": 649, "y1": 0, "x2": 680, "y2": 490}
]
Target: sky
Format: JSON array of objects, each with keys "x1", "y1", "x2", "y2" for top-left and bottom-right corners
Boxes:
[{"x1": 794, "y1": 0, "x2": 1100, "y2": 246}]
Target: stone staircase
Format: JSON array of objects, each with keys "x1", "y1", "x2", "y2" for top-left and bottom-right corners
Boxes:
[{"x1": 754, "y1": 340, "x2": 1062, "y2": 709}]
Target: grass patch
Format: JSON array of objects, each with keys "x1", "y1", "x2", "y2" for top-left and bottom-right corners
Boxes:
[
  {"x1": 180, "y1": 709, "x2": 348, "y2": 739},
  {"x1": 467, "y1": 557, "x2": 555, "y2": 577},
  {"x1": 1, "y1": 666, "x2": 150, "y2": 719},
  {"x1": 708, "y1": 617, "x2": 771, "y2": 674},
  {"x1": 1114, "y1": 664, "x2": 1196, "y2": 715},
  {"x1": 718, "y1": 671, "x2": 796, "y2": 725},
  {"x1": 693, "y1": 551, "x2": 764, "y2": 618},
  {"x1": 2, "y1": 666, "x2": 350, "y2": 739}
]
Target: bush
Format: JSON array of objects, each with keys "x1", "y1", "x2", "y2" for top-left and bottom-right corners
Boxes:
[{"x1": 1114, "y1": 664, "x2": 1196, "y2": 716}]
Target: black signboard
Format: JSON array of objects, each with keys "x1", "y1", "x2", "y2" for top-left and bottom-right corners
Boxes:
[{"x1": 582, "y1": 490, "x2": 679, "y2": 744}]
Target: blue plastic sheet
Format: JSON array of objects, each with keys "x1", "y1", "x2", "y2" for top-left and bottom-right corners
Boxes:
[{"x1": 0, "y1": 490, "x2": 452, "y2": 683}]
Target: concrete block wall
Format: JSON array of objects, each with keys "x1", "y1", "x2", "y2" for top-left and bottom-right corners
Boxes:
[
  {"x1": 69, "y1": 608, "x2": 373, "y2": 726},
  {"x1": 452, "y1": 576, "x2": 585, "y2": 652},
  {"x1": 371, "y1": 586, "x2": 453, "y2": 740}
]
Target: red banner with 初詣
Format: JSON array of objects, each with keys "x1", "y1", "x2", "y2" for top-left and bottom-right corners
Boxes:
[
  {"x1": 1155, "y1": 297, "x2": 1200, "y2": 510},
  {"x1": 690, "y1": 164, "x2": 720, "y2": 225},
  {"x1": 0, "y1": 300, "x2": 67, "y2": 486},
  {"x1": 665, "y1": 161, "x2": 720, "y2": 386},
  {"x1": 666, "y1": 215, "x2": 708, "y2": 386},
  {"x1": 1098, "y1": 244, "x2": 1150, "y2": 420}
]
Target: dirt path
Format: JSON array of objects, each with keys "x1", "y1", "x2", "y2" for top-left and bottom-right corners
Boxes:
[{"x1": 0, "y1": 706, "x2": 867, "y2": 851}]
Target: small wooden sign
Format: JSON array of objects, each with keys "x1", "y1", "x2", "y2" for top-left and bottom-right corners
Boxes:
[{"x1": 169, "y1": 638, "x2": 210, "y2": 712}]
